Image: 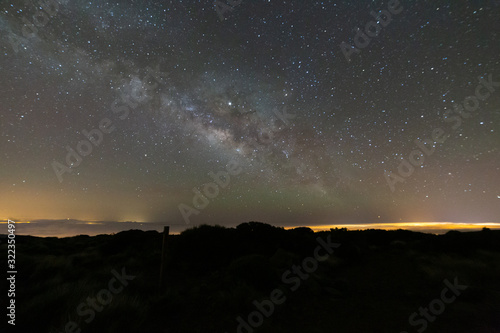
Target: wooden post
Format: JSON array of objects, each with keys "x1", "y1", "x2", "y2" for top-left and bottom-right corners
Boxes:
[{"x1": 159, "y1": 226, "x2": 169, "y2": 287}]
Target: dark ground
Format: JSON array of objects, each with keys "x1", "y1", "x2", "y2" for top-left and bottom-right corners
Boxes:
[{"x1": 2, "y1": 222, "x2": 500, "y2": 333}]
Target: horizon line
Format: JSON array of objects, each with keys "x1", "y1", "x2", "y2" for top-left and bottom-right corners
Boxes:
[{"x1": 2, "y1": 220, "x2": 500, "y2": 238}]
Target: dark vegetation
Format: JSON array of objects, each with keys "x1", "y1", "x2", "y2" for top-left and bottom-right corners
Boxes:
[{"x1": 2, "y1": 222, "x2": 500, "y2": 333}]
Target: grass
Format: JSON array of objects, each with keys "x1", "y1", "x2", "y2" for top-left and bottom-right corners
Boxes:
[{"x1": 2, "y1": 223, "x2": 500, "y2": 332}]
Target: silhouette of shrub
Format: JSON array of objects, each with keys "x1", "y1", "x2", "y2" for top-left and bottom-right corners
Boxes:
[{"x1": 228, "y1": 254, "x2": 279, "y2": 290}]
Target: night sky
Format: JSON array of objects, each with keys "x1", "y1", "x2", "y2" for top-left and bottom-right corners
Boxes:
[{"x1": 1, "y1": 0, "x2": 499, "y2": 236}]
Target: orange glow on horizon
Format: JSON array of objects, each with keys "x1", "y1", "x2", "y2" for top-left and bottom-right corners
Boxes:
[
  {"x1": 0, "y1": 220, "x2": 31, "y2": 224},
  {"x1": 3, "y1": 219, "x2": 500, "y2": 238},
  {"x1": 294, "y1": 222, "x2": 500, "y2": 233}
]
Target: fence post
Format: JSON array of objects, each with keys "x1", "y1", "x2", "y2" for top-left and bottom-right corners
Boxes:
[{"x1": 159, "y1": 226, "x2": 169, "y2": 286}]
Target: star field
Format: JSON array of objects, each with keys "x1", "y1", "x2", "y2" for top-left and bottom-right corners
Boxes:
[{"x1": 1, "y1": 0, "x2": 499, "y2": 234}]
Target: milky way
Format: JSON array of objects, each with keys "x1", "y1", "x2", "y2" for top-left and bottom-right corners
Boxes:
[{"x1": 1, "y1": 0, "x2": 499, "y2": 234}]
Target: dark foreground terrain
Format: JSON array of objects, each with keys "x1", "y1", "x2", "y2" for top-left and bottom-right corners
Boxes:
[{"x1": 2, "y1": 222, "x2": 500, "y2": 333}]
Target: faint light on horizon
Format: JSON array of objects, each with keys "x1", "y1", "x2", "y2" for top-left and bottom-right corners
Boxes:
[
  {"x1": 0, "y1": 220, "x2": 31, "y2": 224},
  {"x1": 298, "y1": 222, "x2": 500, "y2": 233}
]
